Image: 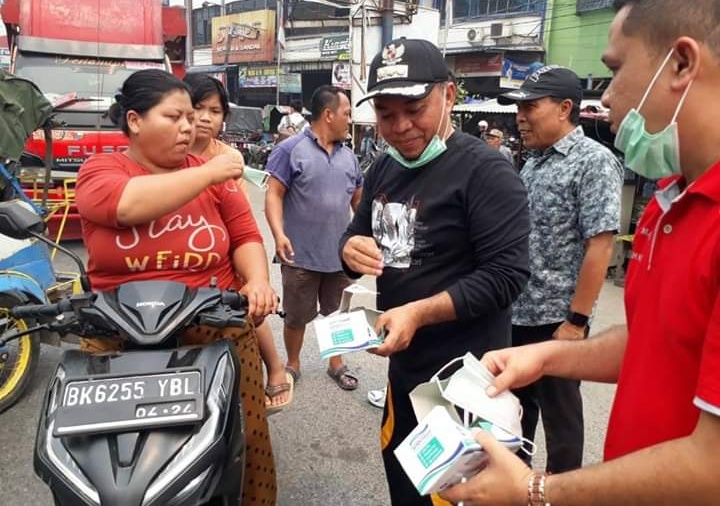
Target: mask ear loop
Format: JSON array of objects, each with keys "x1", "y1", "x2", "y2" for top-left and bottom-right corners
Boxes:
[
  {"x1": 435, "y1": 84, "x2": 452, "y2": 142},
  {"x1": 430, "y1": 355, "x2": 464, "y2": 384},
  {"x1": 430, "y1": 355, "x2": 465, "y2": 419},
  {"x1": 469, "y1": 410, "x2": 538, "y2": 456},
  {"x1": 434, "y1": 355, "x2": 538, "y2": 455},
  {"x1": 670, "y1": 79, "x2": 694, "y2": 124},
  {"x1": 637, "y1": 48, "x2": 675, "y2": 114}
]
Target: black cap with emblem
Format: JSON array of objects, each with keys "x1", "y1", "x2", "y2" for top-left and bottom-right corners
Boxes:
[
  {"x1": 356, "y1": 37, "x2": 450, "y2": 106},
  {"x1": 497, "y1": 65, "x2": 583, "y2": 105}
]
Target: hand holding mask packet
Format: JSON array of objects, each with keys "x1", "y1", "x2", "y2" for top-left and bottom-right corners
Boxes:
[
  {"x1": 397, "y1": 352, "x2": 536, "y2": 495},
  {"x1": 313, "y1": 284, "x2": 385, "y2": 359},
  {"x1": 436, "y1": 352, "x2": 534, "y2": 454},
  {"x1": 394, "y1": 405, "x2": 489, "y2": 495}
]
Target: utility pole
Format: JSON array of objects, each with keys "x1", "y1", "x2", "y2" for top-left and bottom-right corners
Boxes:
[
  {"x1": 185, "y1": 0, "x2": 193, "y2": 68},
  {"x1": 380, "y1": 0, "x2": 393, "y2": 46},
  {"x1": 276, "y1": 0, "x2": 283, "y2": 106}
]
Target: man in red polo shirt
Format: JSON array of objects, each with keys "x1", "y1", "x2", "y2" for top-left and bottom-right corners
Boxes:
[{"x1": 440, "y1": 0, "x2": 720, "y2": 504}]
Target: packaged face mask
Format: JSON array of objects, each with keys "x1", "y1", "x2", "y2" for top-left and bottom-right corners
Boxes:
[
  {"x1": 313, "y1": 309, "x2": 384, "y2": 359},
  {"x1": 394, "y1": 405, "x2": 489, "y2": 495},
  {"x1": 432, "y1": 352, "x2": 535, "y2": 456},
  {"x1": 313, "y1": 284, "x2": 384, "y2": 359},
  {"x1": 470, "y1": 419, "x2": 522, "y2": 451}
]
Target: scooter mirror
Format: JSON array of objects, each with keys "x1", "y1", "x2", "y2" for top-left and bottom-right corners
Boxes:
[{"x1": 0, "y1": 200, "x2": 46, "y2": 239}]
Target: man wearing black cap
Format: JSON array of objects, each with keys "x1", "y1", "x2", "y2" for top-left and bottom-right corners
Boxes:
[
  {"x1": 340, "y1": 38, "x2": 530, "y2": 505},
  {"x1": 497, "y1": 65, "x2": 623, "y2": 473}
]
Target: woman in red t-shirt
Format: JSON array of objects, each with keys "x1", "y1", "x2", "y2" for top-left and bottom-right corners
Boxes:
[{"x1": 75, "y1": 69, "x2": 277, "y2": 504}]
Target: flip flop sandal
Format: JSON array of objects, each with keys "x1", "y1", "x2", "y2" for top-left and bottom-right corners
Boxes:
[
  {"x1": 326, "y1": 365, "x2": 359, "y2": 391},
  {"x1": 265, "y1": 372, "x2": 294, "y2": 413},
  {"x1": 284, "y1": 365, "x2": 301, "y2": 383}
]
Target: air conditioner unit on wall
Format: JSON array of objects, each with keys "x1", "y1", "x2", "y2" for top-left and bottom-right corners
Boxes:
[
  {"x1": 466, "y1": 28, "x2": 477, "y2": 41},
  {"x1": 490, "y1": 22, "x2": 504, "y2": 37}
]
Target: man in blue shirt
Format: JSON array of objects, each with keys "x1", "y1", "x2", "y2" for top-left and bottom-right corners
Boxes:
[{"x1": 265, "y1": 85, "x2": 363, "y2": 390}]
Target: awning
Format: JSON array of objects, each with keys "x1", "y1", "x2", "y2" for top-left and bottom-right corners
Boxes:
[
  {"x1": 186, "y1": 65, "x2": 235, "y2": 73},
  {"x1": 453, "y1": 98, "x2": 608, "y2": 116},
  {"x1": 453, "y1": 99, "x2": 516, "y2": 114}
]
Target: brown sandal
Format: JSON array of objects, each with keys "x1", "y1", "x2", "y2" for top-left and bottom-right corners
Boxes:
[
  {"x1": 265, "y1": 372, "x2": 294, "y2": 412},
  {"x1": 284, "y1": 364, "x2": 301, "y2": 383},
  {"x1": 326, "y1": 365, "x2": 359, "y2": 391}
]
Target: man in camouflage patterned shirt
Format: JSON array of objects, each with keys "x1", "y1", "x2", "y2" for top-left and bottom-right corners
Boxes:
[{"x1": 498, "y1": 66, "x2": 623, "y2": 473}]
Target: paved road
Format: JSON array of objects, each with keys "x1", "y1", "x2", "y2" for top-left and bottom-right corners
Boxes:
[{"x1": 0, "y1": 185, "x2": 624, "y2": 505}]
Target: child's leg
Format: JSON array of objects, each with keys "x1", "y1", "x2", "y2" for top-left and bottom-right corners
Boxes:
[{"x1": 257, "y1": 320, "x2": 292, "y2": 408}]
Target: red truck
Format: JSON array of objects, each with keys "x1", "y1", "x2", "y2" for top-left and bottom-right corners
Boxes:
[{"x1": 1, "y1": 0, "x2": 186, "y2": 239}]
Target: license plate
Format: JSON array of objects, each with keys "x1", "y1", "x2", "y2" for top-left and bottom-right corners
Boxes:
[{"x1": 53, "y1": 371, "x2": 204, "y2": 436}]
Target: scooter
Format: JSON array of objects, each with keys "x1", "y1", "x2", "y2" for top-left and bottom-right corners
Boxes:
[{"x1": 0, "y1": 200, "x2": 247, "y2": 506}]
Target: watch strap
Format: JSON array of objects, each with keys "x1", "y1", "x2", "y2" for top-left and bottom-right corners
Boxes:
[{"x1": 566, "y1": 310, "x2": 589, "y2": 327}]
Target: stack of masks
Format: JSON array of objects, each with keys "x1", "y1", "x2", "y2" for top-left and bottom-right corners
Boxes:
[{"x1": 411, "y1": 352, "x2": 535, "y2": 456}]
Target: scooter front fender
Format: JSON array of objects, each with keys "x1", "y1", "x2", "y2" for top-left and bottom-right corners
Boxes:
[
  {"x1": 0, "y1": 238, "x2": 56, "y2": 292},
  {"x1": 0, "y1": 273, "x2": 47, "y2": 306}
]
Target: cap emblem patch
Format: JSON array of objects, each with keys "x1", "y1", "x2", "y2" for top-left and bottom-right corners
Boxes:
[
  {"x1": 382, "y1": 43, "x2": 405, "y2": 65},
  {"x1": 376, "y1": 64, "x2": 409, "y2": 82}
]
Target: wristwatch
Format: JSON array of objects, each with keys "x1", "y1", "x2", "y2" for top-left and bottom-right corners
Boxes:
[{"x1": 566, "y1": 310, "x2": 589, "y2": 328}]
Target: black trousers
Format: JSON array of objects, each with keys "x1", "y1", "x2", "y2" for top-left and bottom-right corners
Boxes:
[
  {"x1": 512, "y1": 323, "x2": 585, "y2": 473},
  {"x1": 380, "y1": 371, "x2": 451, "y2": 506}
]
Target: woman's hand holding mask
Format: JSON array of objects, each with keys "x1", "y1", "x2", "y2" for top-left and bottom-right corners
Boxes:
[{"x1": 204, "y1": 152, "x2": 245, "y2": 184}]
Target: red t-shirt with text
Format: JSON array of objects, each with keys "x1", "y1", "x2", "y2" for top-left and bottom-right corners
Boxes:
[{"x1": 76, "y1": 152, "x2": 262, "y2": 292}]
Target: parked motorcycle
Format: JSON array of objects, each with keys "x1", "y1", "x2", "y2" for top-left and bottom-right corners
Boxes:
[
  {"x1": 0, "y1": 207, "x2": 80, "y2": 412},
  {"x1": 0, "y1": 200, "x2": 249, "y2": 505},
  {"x1": 242, "y1": 141, "x2": 274, "y2": 171},
  {"x1": 359, "y1": 138, "x2": 385, "y2": 174}
]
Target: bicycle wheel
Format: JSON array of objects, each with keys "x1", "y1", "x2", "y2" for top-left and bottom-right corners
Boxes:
[{"x1": 0, "y1": 299, "x2": 40, "y2": 413}]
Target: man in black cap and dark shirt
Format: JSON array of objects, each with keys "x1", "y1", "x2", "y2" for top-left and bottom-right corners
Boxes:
[
  {"x1": 498, "y1": 65, "x2": 623, "y2": 474},
  {"x1": 339, "y1": 38, "x2": 531, "y2": 505}
]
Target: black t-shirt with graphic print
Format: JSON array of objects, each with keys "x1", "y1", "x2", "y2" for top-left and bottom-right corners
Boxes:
[{"x1": 340, "y1": 131, "x2": 530, "y2": 387}]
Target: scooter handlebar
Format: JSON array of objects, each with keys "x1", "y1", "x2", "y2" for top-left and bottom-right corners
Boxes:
[
  {"x1": 11, "y1": 299, "x2": 73, "y2": 319},
  {"x1": 220, "y1": 291, "x2": 285, "y2": 317},
  {"x1": 220, "y1": 291, "x2": 248, "y2": 310}
]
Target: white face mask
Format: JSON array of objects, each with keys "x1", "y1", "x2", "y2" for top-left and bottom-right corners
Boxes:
[{"x1": 432, "y1": 352, "x2": 536, "y2": 455}]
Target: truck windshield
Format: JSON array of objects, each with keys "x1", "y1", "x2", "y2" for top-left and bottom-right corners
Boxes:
[
  {"x1": 14, "y1": 53, "x2": 163, "y2": 107},
  {"x1": 14, "y1": 53, "x2": 164, "y2": 128}
]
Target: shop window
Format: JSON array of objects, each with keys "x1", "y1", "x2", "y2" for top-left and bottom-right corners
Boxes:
[
  {"x1": 576, "y1": 0, "x2": 613, "y2": 12},
  {"x1": 453, "y1": 0, "x2": 542, "y2": 22}
]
